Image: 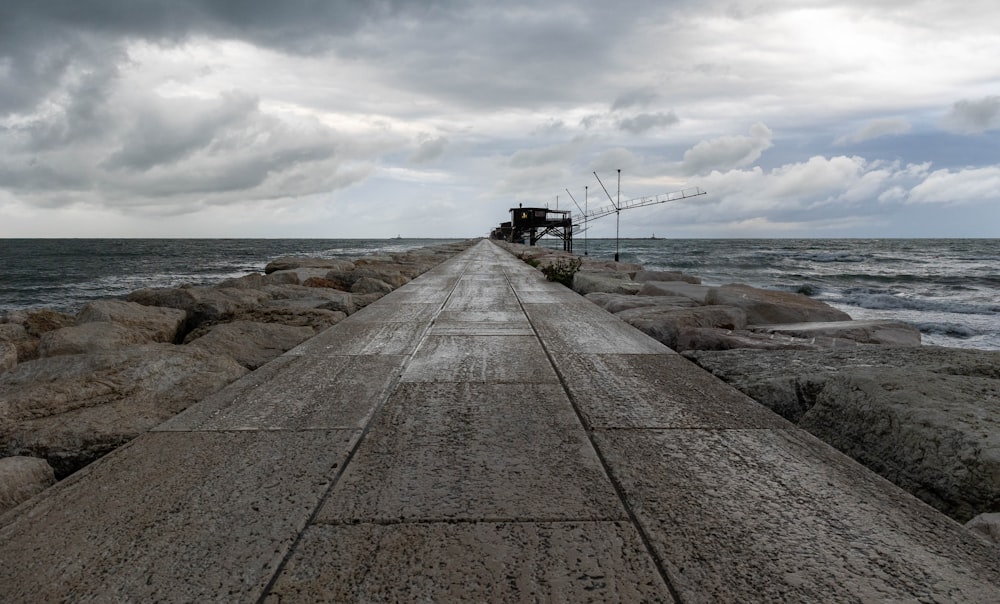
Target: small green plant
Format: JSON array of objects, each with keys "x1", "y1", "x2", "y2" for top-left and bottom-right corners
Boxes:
[
  {"x1": 540, "y1": 257, "x2": 582, "y2": 287},
  {"x1": 525, "y1": 258, "x2": 541, "y2": 268}
]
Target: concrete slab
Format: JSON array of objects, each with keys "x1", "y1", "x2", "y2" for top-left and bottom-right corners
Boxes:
[
  {"x1": 551, "y1": 353, "x2": 791, "y2": 429},
  {"x1": 529, "y1": 314, "x2": 671, "y2": 354},
  {"x1": 402, "y1": 335, "x2": 559, "y2": 383},
  {"x1": 521, "y1": 300, "x2": 619, "y2": 324},
  {"x1": 157, "y1": 354, "x2": 406, "y2": 431},
  {"x1": 0, "y1": 430, "x2": 356, "y2": 602},
  {"x1": 443, "y1": 282, "x2": 520, "y2": 311},
  {"x1": 317, "y1": 382, "x2": 625, "y2": 522},
  {"x1": 376, "y1": 287, "x2": 452, "y2": 304},
  {"x1": 515, "y1": 287, "x2": 585, "y2": 304},
  {"x1": 428, "y1": 321, "x2": 535, "y2": 336},
  {"x1": 264, "y1": 521, "x2": 674, "y2": 602},
  {"x1": 345, "y1": 302, "x2": 439, "y2": 323},
  {"x1": 437, "y1": 310, "x2": 528, "y2": 323},
  {"x1": 594, "y1": 428, "x2": 1000, "y2": 602},
  {"x1": 288, "y1": 320, "x2": 427, "y2": 356}
]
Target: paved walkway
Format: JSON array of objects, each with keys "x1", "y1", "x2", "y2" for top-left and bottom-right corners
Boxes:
[{"x1": 1, "y1": 240, "x2": 998, "y2": 602}]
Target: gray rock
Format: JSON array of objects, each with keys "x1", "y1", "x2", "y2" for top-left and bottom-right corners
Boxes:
[
  {"x1": 350, "y1": 276, "x2": 394, "y2": 295},
  {"x1": 584, "y1": 292, "x2": 696, "y2": 314},
  {"x1": 965, "y1": 513, "x2": 1000, "y2": 546},
  {"x1": 618, "y1": 305, "x2": 747, "y2": 350},
  {"x1": 0, "y1": 323, "x2": 28, "y2": 342},
  {"x1": 38, "y1": 322, "x2": 158, "y2": 357},
  {"x1": 17, "y1": 309, "x2": 75, "y2": 337},
  {"x1": 633, "y1": 270, "x2": 701, "y2": 284},
  {"x1": 127, "y1": 286, "x2": 271, "y2": 326},
  {"x1": 572, "y1": 272, "x2": 641, "y2": 296},
  {"x1": 674, "y1": 327, "x2": 829, "y2": 352},
  {"x1": 1, "y1": 342, "x2": 16, "y2": 373},
  {"x1": 637, "y1": 281, "x2": 715, "y2": 304},
  {"x1": 684, "y1": 346, "x2": 1000, "y2": 522},
  {"x1": 0, "y1": 456, "x2": 55, "y2": 515},
  {"x1": 77, "y1": 299, "x2": 187, "y2": 343},
  {"x1": 263, "y1": 284, "x2": 358, "y2": 315},
  {"x1": 225, "y1": 307, "x2": 346, "y2": 332},
  {"x1": 706, "y1": 283, "x2": 852, "y2": 324},
  {"x1": 749, "y1": 320, "x2": 921, "y2": 346},
  {"x1": 0, "y1": 344, "x2": 247, "y2": 477},
  {"x1": 186, "y1": 321, "x2": 316, "y2": 369},
  {"x1": 263, "y1": 256, "x2": 355, "y2": 275}
]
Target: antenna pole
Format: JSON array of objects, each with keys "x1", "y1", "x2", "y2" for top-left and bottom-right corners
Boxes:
[
  {"x1": 585, "y1": 185, "x2": 589, "y2": 256},
  {"x1": 616, "y1": 169, "x2": 621, "y2": 262}
]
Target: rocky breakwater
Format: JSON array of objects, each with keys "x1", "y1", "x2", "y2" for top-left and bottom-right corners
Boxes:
[
  {"x1": 498, "y1": 240, "x2": 1000, "y2": 544},
  {"x1": 0, "y1": 240, "x2": 476, "y2": 515}
]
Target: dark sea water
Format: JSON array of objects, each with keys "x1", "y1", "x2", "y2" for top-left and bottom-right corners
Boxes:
[
  {"x1": 0, "y1": 238, "x2": 458, "y2": 313},
  {"x1": 2, "y1": 238, "x2": 998, "y2": 351}
]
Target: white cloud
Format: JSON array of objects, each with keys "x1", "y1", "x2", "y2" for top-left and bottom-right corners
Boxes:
[
  {"x1": 681, "y1": 123, "x2": 773, "y2": 175},
  {"x1": 908, "y1": 166, "x2": 1000, "y2": 204},
  {"x1": 834, "y1": 118, "x2": 912, "y2": 145}
]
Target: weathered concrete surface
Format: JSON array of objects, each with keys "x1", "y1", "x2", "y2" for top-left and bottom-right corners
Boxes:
[{"x1": 1, "y1": 240, "x2": 998, "y2": 602}]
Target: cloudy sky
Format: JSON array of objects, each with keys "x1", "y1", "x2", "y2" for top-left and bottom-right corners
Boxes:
[{"x1": 1, "y1": 1, "x2": 998, "y2": 238}]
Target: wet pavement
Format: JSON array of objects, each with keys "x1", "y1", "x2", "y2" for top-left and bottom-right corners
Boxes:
[{"x1": 1, "y1": 240, "x2": 998, "y2": 602}]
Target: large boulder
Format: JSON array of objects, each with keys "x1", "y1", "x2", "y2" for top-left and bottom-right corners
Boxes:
[
  {"x1": 227, "y1": 307, "x2": 346, "y2": 332},
  {"x1": 350, "y1": 276, "x2": 395, "y2": 296},
  {"x1": 0, "y1": 323, "x2": 36, "y2": 364},
  {"x1": 965, "y1": 513, "x2": 1000, "y2": 546},
  {"x1": 749, "y1": 320, "x2": 921, "y2": 347},
  {"x1": 637, "y1": 281, "x2": 715, "y2": 304},
  {"x1": 0, "y1": 344, "x2": 247, "y2": 477},
  {"x1": 127, "y1": 286, "x2": 271, "y2": 326},
  {"x1": 0, "y1": 456, "x2": 56, "y2": 515},
  {"x1": 617, "y1": 305, "x2": 747, "y2": 350},
  {"x1": 263, "y1": 284, "x2": 359, "y2": 315},
  {"x1": 38, "y1": 322, "x2": 159, "y2": 357},
  {"x1": 18, "y1": 309, "x2": 75, "y2": 337},
  {"x1": 673, "y1": 327, "x2": 830, "y2": 352},
  {"x1": 684, "y1": 346, "x2": 1000, "y2": 523},
  {"x1": 186, "y1": 321, "x2": 317, "y2": 369},
  {"x1": 584, "y1": 292, "x2": 697, "y2": 314},
  {"x1": 1, "y1": 342, "x2": 16, "y2": 373},
  {"x1": 634, "y1": 270, "x2": 701, "y2": 284},
  {"x1": 706, "y1": 284, "x2": 852, "y2": 324},
  {"x1": 263, "y1": 257, "x2": 355, "y2": 275},
  {"x1": 572, "y1": 271, "x2": 641, "y2": 296},
  {"x1": 0, "y1": 323, "x2": 28, "y2": 342},
  {"x1": 77, "y1": 299, "x2": 187, "y2": 343},
  {"x1": 216, "y1": 272, "x2": 300, "y2": 289}
]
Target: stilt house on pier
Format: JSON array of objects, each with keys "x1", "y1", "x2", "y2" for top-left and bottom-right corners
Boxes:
[{"x1": 490, "y1": 206, "x2": 573, "y2": 252}]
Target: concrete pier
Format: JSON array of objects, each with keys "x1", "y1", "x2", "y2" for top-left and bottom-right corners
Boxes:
[{"x1": 1, "y1": 240, "x2": 998, "y2": 602}]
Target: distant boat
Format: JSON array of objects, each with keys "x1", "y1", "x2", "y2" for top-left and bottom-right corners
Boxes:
[
  {"x1": 392, "y1": 235, "x2": 403, "y2": 240},
  {"x1": 649, "y1": 234, "x2": 661, "y2": 240}
]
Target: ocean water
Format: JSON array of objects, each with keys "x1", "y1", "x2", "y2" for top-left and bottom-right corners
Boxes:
[
  {"x1": 2, "y1": 238, "x2": 998, "y2": 351},
  {"x1": 566, "y1": 238, "x2": 1000, "y2": 351},
  {"x1": 0, "y1": 238, "x2": 458, "y2": 314}
]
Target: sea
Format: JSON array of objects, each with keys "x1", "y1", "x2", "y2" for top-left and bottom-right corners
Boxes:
[{"x1": 2, "y1": 238, "x2": 998, "y2": 351}]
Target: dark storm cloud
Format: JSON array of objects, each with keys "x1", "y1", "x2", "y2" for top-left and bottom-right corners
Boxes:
[
  {"x1": 943, "y1": 96, "x2": 1000, "y2": 134},
  {"x1": 611, "y1": 88, "x2": 660, "y2": 111},
  {"x1": 0, "y1": 0, "x2": 456, "y2": 115},
  {"x1": 102, "y1": 92, "x2": 259, "y2": 171},
  {"x1": 409, "y1": 136, "x2": 448, "y2": 164},
  {"x1": 617, "y1": 111, "x2": 679, "y2": 134}
]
